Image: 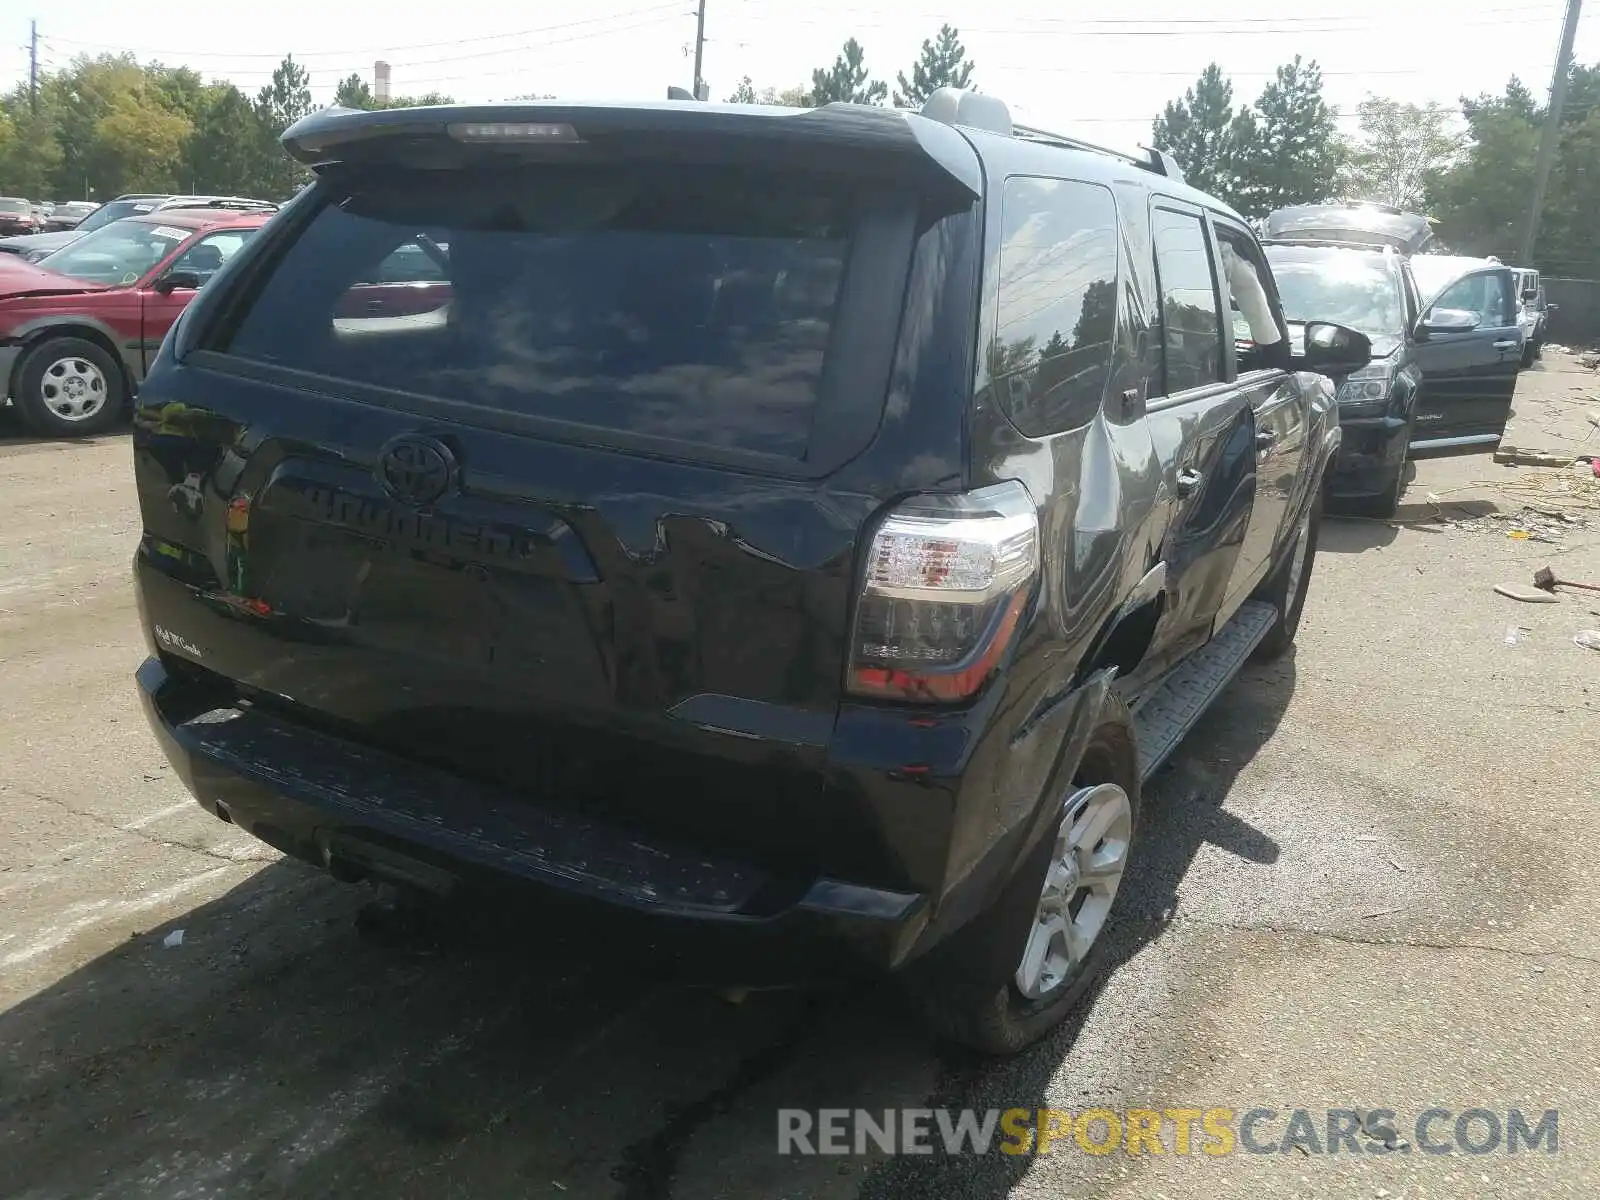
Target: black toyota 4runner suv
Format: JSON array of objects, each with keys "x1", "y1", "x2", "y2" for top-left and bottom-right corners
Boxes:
[{"x1": 131, "y1": 91, "x2": 1371, "y2": 1054}]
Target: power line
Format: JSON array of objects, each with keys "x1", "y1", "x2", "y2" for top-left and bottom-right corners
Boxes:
[
  {"x1": 34, "y1": 2, "x2": 1568, "y2": 75},
  {"x1": 36, "y1": 3, "x2": 687, "y2": 61},
  {"x1": 734, "y1": 0, "x2": 1565, "y2": 24},
  {"x1": 36, "y1": 12, "x2": 689, "y2": 90},
  {"x1": 724, "y1": 0, "x2": 1566, "y2": 35},
  {"x1": 1001, "y1": 62, "x2": 1570, "y2": 79}
]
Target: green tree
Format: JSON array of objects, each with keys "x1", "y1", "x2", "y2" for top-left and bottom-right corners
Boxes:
[
  {"x1": 255, "y1": 55, "x2": 314, "y2": 131},
  {"x1": 253, "y1": 55, "x2": 315, "y2": 198},
  {"x1": 333, "y1": 73, "x2": 373, "y2": 109},
  {"x1": 1151, "y1": 64, "x2": 1255, "y2": 203},
  {"x1": 146, "y1": 64, "x2": 208, "y2": 126},
  {"x1": 1425, "y1": 79, "x2": 1542, "y2": 257},
  {"x1": 1541, "y1": 106, "x2": 1600, "y2": 275},
  {"x1": 0, "y1": 87, "x2": 63, "y2": 197},
  {"x1": 93, "y1": 87, "x2": 193, "y2": 191},
  {"x1": 184, "y1": 83, "x2": 270, "y2": 196},
  {"x1": 893, "y1": 24, "x2": 975, "y2": 109},
  {"x1": 810, "y1": 39, "x2": 887, "y2": 106},
  {"x1": 1340, "y1": 97, "x2": 1462, "y2": 210},
  {"x1": 48, "y1": 54, "x2": 151, "y2": 198},
  {"x1": 333, "y1": 75, "x2": 454, "y2": 110},
  {"x1": 764, "y1": 85, "x2": 811, "y2": 107},
  {"x1": 387, "y1": 92, "x2": 454, "y2": 108},
  {"x1": 727, "y1": 78, "x2": 808, "y2": 106},
  {"x1": 1239, "y1": 56, "x2": 1343, "y2": 214}
]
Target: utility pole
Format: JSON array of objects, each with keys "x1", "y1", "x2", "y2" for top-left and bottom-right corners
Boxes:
[
  {"x1": 1521, "y1": 0, "x2": 1584, "y2": 262},
  {"x1": 29, "y1": 19, "x2": 39, "y2": 113},
  {"x1": 692, "y1": 0, "x2": 707, "y2": 101}
]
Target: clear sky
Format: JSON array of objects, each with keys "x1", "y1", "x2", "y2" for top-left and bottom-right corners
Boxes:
[{"x1": 5, "y1": 0, "x2": 1596, "y2": 153}]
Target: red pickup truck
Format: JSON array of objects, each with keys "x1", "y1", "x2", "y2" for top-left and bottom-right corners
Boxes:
[{"x1": 0, "y1": 208, "x2": 273, "y2": 437}]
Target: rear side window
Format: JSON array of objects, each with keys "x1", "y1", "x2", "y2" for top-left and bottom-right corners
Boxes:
[
  {"x1": 990, "y1": 177, "x2": 1118, "y2": 437},
  {"x1": 212, "y1": 166, "x2": 857, "y2": 458},
  {"x1": 1152, "y1": 208, "x2": 1223, "y2": 394}
]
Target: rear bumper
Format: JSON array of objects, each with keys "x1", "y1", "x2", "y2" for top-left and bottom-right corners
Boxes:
[
  {"x1": 1328, "y1": 412, "x2": 1407, "y2": 497},
  {"x1": 136, "y1": 657, "x2": 929, "y2": 971}
]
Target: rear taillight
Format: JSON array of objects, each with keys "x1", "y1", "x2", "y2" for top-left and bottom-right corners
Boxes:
[{"x1": 847, "y1": 481, "x2": 1039, "y2": 704}]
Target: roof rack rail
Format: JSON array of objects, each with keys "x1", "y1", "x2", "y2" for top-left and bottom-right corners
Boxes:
[
  {"x1": 164, "y1": 197, "x2": 278, "y2": 211},
  {"x1": 1260, "y1": 235, "x2": 1397, "y2": 252},
  {"x1": 919, "y1": 89, "x2": 1186, "y2": 183}
]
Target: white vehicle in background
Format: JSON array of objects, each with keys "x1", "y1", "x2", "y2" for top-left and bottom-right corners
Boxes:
[{"x1": 1509, "y1": 267, "x2": 1553, "y2": 365}]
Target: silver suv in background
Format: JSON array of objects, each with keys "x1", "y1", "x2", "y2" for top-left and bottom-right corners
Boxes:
[{"x1": 1510, "y1": 267, "x2": 1553, "y2": 364}]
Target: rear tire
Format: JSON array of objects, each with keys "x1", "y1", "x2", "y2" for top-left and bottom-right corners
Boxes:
[
  {"x1": 1253, "y1": 485, "x2": 1323, "y2": 660},
  {"x1": 13, "y1": 336, "x2": 125, "y2": 438},
  {"x1": 903, "y1": 722, "x2": 1141, "y2": 1056}
]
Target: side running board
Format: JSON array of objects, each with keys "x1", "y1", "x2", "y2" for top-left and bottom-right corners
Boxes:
[{"x1": 1131, "y1": 600, "x2": 1277, "y2": 783}]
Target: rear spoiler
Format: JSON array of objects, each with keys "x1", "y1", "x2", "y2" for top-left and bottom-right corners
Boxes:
[{"x1": 279, "y1": 102, "x2": 983, "y2": 202}]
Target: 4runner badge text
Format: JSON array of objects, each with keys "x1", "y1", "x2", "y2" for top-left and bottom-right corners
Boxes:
[{"x1": 153, "y1": 626, "x2": 203, "y2": 659}]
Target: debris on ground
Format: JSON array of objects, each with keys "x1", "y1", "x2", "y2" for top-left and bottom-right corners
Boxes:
[
  {"x1": 1494, "y1": 446, "x2": 1581, "y2": 467},
  {"x1": 1534, "y1": 565, "x2": 1600, "y2": 595},
  {"x1": 1495, "y1": 583, "x2": 1560, "y2": 603},
  {"x1": 1576, "y1": 630, "x2": 1600, "y2": 651},
  {"x1": 1411, "y1": 470, "x2": 1598, "y2": 540},
  {"x1": 162, "y1": 929, "x2": 185, "y2": 949},
  {"x1": 1504, "y1": 625, "x2": 1529, "y2": 646}
]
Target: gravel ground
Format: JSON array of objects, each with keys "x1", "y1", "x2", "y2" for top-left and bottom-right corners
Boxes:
[{"x1": 2, "y1": 361, "x2": 1597, "y2": 1199}]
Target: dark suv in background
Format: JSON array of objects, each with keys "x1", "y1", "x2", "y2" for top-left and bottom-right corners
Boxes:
[
  {"x1": 1259, "y1": 239, "x2": 1520, "y2": 515},
  {"x1": 1258, "y1": 201, "x2": 1520, "y2": 515},
  {"x1": 130, "y1": 91, "x2": 1372, "y2": 1054}
]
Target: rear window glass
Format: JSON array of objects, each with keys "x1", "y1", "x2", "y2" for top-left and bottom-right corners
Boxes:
[{"x1": 211, "y1": 166, "x2": 856, "y2": 458}]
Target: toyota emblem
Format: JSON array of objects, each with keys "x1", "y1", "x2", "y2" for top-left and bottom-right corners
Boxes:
[{"x1": 377, "y1": 435, "x2": 456, "y2": 507}]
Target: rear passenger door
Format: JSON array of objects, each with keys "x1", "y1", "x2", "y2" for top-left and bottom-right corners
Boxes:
[
  {"x1": 1410, "y1": 267, "x2": 1521, "y2": 448},
  {"x1": 1142, "y1": 202, "x2": 1257, "y2": 656}
]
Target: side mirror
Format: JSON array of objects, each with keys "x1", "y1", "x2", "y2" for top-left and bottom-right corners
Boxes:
[
  {"x1": 153, "y1": 270, "x2": 202, "y2": 295},
  {"x1": 1301, "y1": 321, "x2": 1373, "y2": 372},
  {"x1": 1416, "y1": 307, "x2": 1479, "y2": 338},
  {"x1": 1546, "y1": 302, "x2": 1560, "y2": 313}
]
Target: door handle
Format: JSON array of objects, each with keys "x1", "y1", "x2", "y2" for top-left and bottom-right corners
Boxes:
[
  {"x1": 1493, "y1": 340, "x2": 1519, "y2": 350},
  {"x1": 1175, "y1": 467, "x2": 1203, "y2": 498}
]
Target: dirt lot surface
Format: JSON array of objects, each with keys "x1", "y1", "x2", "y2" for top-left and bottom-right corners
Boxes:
[{"x1": 3, "y1": 359, "x2": 1598, "y2": 1199}]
